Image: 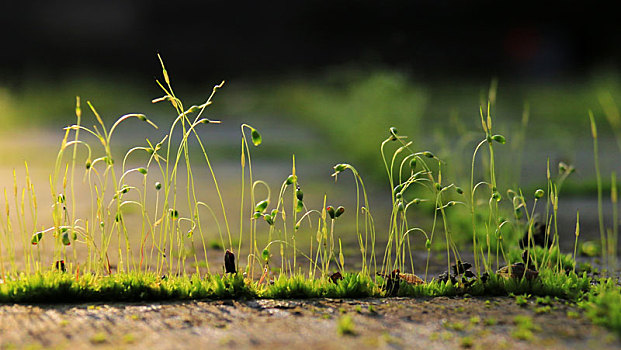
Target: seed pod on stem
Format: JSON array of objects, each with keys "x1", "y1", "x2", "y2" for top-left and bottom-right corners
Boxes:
[
  {"x1": 335, "y1": 206, "x2": 345, "y2": 217},
  {"x1": 296, "y1": 188, "x2": 304, "y2": 201},
  {"x1": 327, "y1": 206, "x2": 336, "y2": 219},
  {"x1": 491, "y1": 134, "x2": 506, "y2": 144},
  {"x1": 254, "y1": 200, "x2": 269, "y2": 213},
  {"x1": 389, "y1": 127, "x2": 399, "y2": 141},
  {"x1": 534, "y1": 189, "x2": 545, "y2": 199},
  {"x1": 251, "y1": 128, "x2": 262, "y2": 146}
]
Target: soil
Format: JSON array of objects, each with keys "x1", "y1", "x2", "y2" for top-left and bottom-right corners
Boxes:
[{"x1": 1, "y1": 296, "x2": 618, "y2": 349}]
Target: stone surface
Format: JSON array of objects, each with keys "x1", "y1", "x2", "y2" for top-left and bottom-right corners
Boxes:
[{"x1": 0, "y1": 296, "x2": 618, "y2": 349}]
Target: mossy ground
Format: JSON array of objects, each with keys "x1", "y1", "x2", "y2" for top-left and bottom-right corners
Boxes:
[{"x1": 0, "y1": 268, "x2": 591, "y2": 304}]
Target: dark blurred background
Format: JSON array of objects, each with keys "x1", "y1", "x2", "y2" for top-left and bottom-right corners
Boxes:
[{"x1": 1, "y1": 1, "x2": 619, "y2": 83}]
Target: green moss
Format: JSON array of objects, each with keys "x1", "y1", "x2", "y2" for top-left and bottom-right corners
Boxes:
[
  {"x1": 511, "y1": 327, "x2": 534, "y2": 341},
  {"x1": 443, "y1": 320, "x2": 466, "y2": 331},
  {"x1": 0, "y1": 272, "x2": 255, "y2": 303},
  {"x1": 0, "y1": 269, "x2": 592, "y2": 303},
  {"x1": 337, "y1": 315, "x2": 356, "y2": 336},
  {"x1": 513, "y1": 294, "x2": 530, "y2": 307},
  {"x1": 535, "y1": 305, "x2": 552, "y2": 314},
  {"x1": 511, "y1": 315, "x2": 541, "y2": 341},
  {"x1": 581, "y1": 279, "x2": 621, "y2": 336},
  {"x1": 89, "y1": 332, "x2": 107, "y2": 344},
  {"x1": 484, "y1": 317, "x2": 497, "y2": 326},
  {"x1": 460, "y1": 336, "x2": 474, "y2": 348},
  {"x1": 123, "y1": 333, "x2": 136, "y2": 344}
]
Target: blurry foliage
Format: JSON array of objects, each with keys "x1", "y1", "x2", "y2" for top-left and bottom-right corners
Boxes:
[
  {"x1": 0, "y1": 76, "x2": 155, "y2": 128},
  {"x1": 4, "y1": 67, "x2": 621, "y2": 186},
  {"x1": 261, "y1": 71, "x2": 427, "y2": 179}
]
